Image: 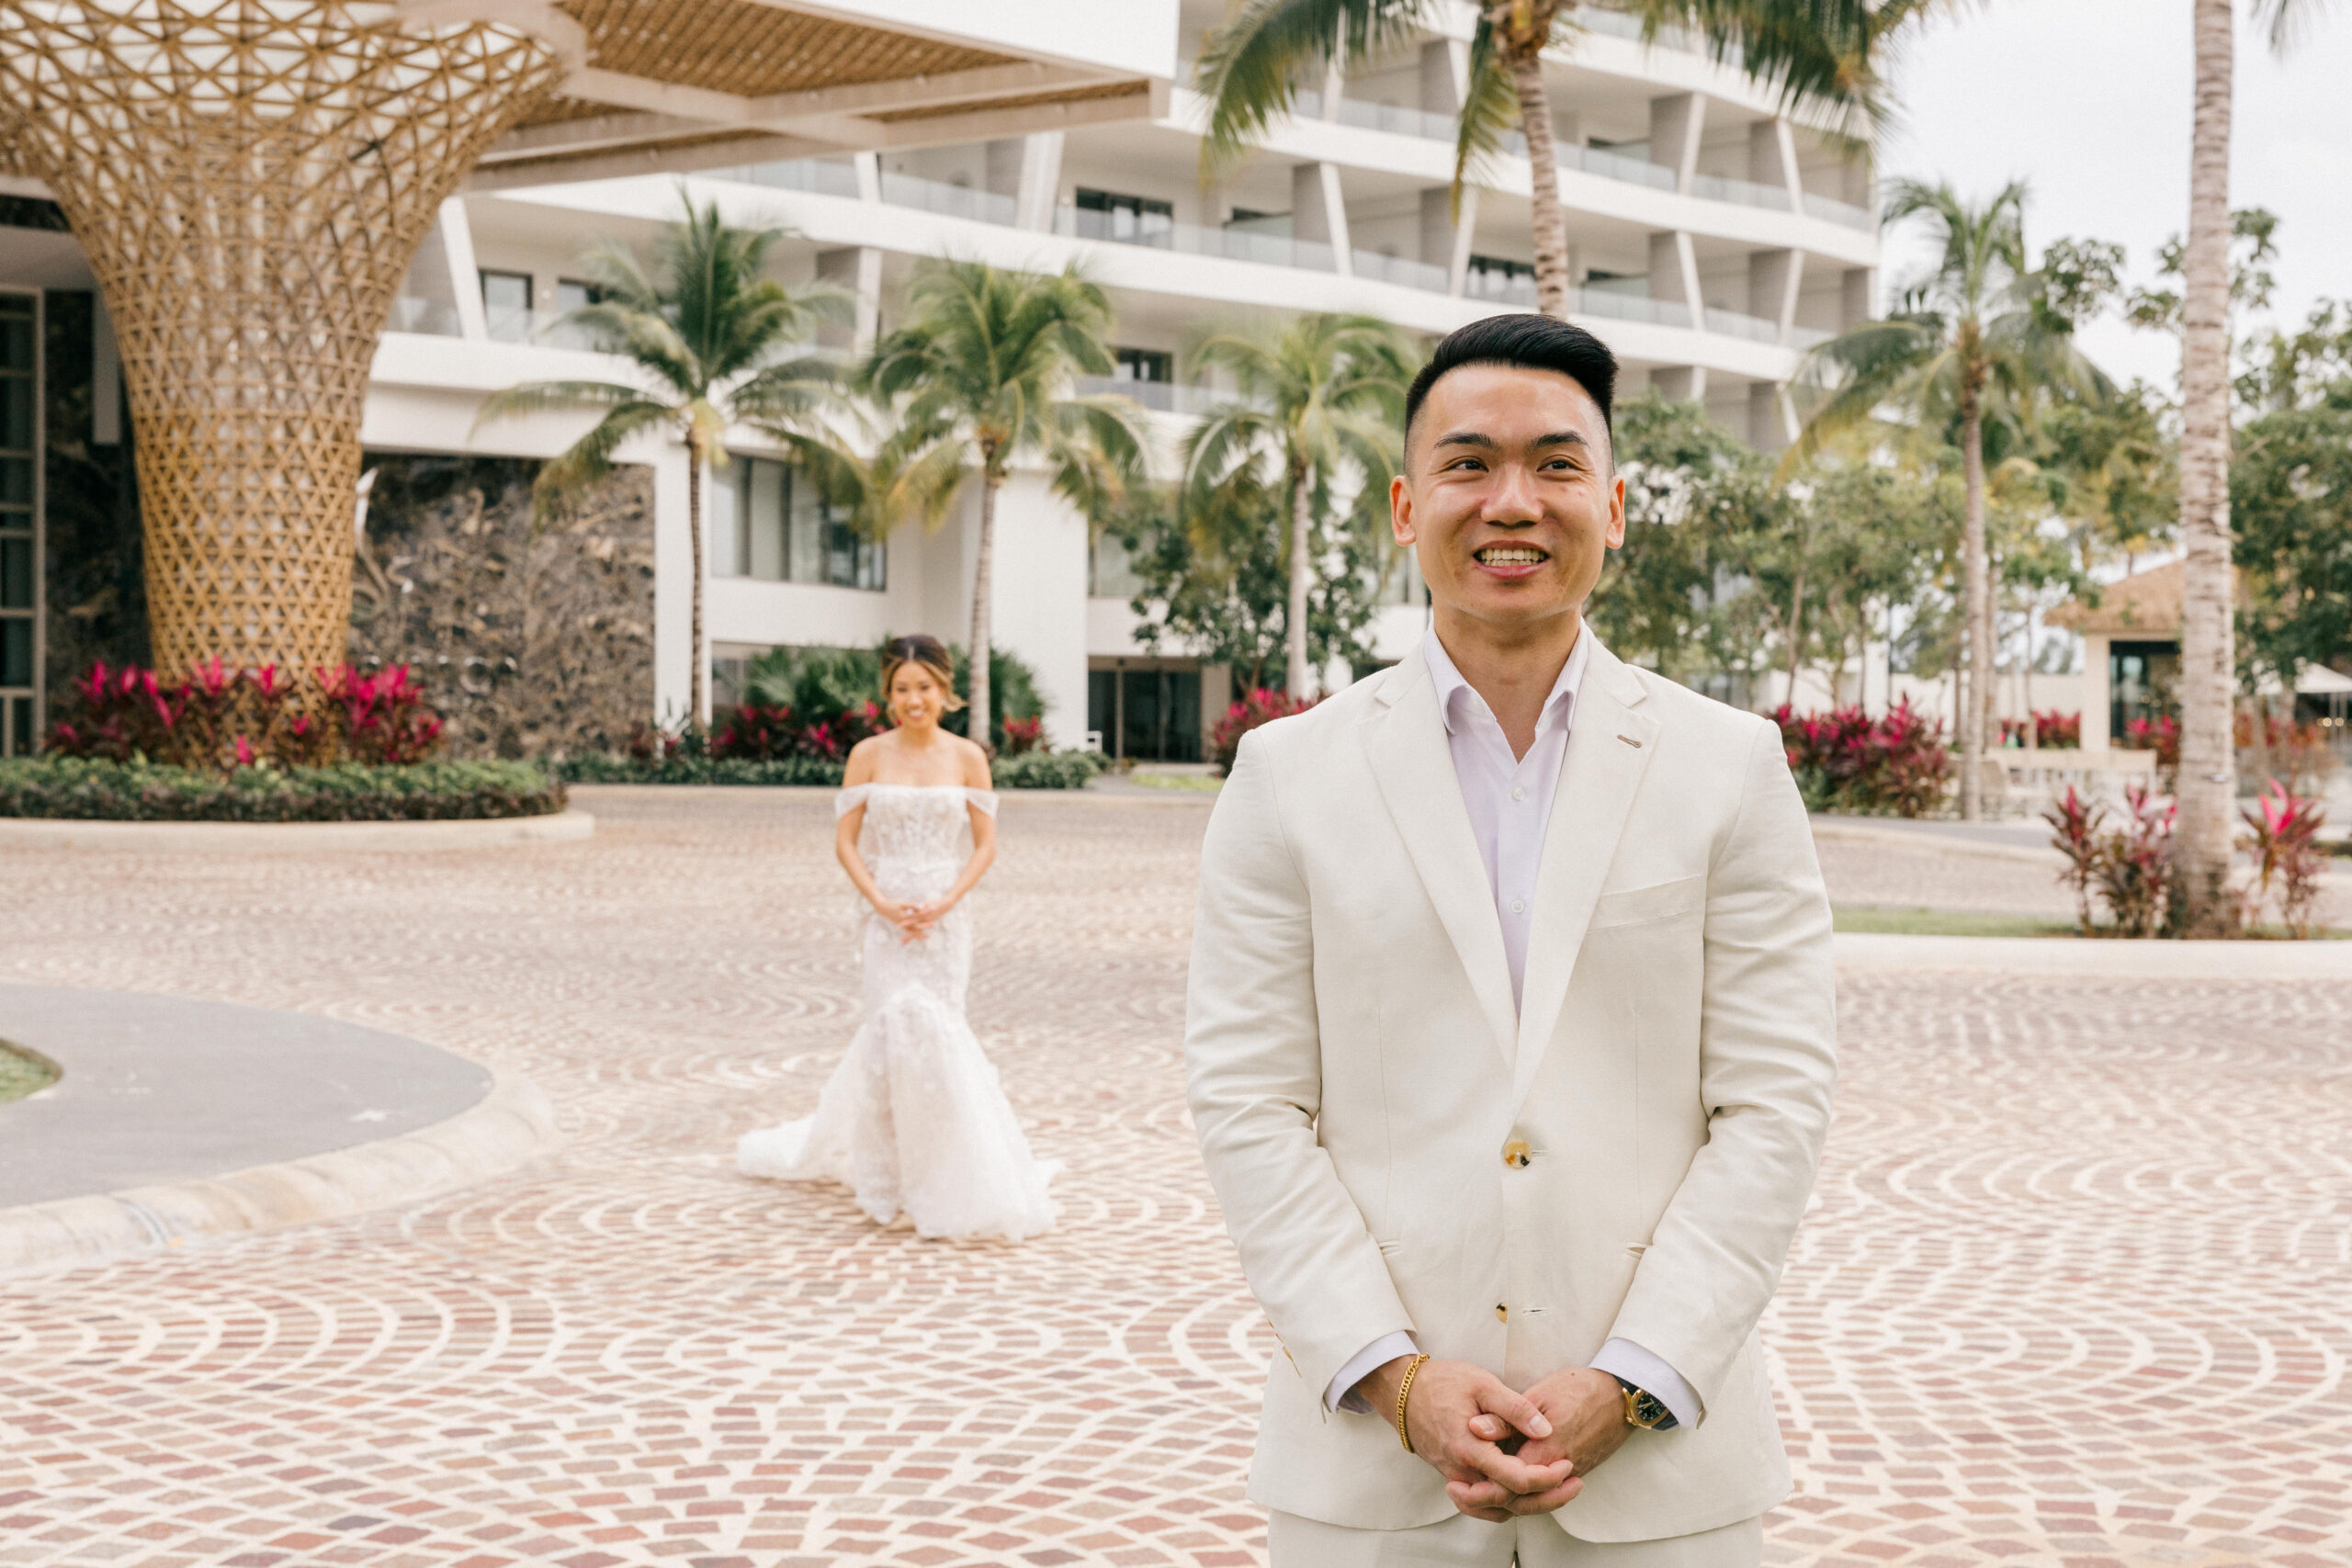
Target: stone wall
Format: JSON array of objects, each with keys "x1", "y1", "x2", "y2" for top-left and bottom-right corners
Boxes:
[
  {"x1": 41, "y1": 289, "x2": 147, "y2": 690},
  {"x1": 349, "y1": 454, "x2": 656, "y2": 760}
]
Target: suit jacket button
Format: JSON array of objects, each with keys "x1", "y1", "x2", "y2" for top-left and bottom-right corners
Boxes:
[
  {"x1": 1495, "y1": 1303, "x2": 1509, "y2": 1322},
  {"x1": 1502, "y1": 1140, "x2": 1532, "y2": 1168}
]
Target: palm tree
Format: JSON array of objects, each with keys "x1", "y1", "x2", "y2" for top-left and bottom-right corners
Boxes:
[
  {"x1": 479, "y1": 195, "x2": 846, "y2": 727},
  {"x1": 857, "y1": 260, "x2": 1144, "y2": 745},
  {"x1": 1782, "y1": 180, "x2": 2109, "y2": 820},
  {"x1": 1182, "y1": 314, "x2": 1411, "y2": 697},
  {"x1": 2170, "y1": 0, "x2": 2331, "y2": 932},
  {"x1": 1194, "y1": 1, "x2": 1926, "y2": 319}
]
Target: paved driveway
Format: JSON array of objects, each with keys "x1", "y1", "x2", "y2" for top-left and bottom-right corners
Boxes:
[{"x1": 0, "y1": 788, "x2": 2345, "y2": 1568}]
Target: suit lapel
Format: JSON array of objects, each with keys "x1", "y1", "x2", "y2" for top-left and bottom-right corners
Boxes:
[
  {"x1": 1360, "y1": 656, "x2": 1519, "y2": 1076},
  {"x1": 1511, "y1": 641, "x2": 1659, "y2": 1108}
]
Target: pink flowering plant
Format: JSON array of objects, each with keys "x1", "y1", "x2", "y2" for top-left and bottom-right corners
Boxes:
[
  {"x1": 1210, "y1": 687, "x2": 1317, "y2": 774},
  {"x1": 45, "y1": 658, "x2": 445, "y2": 773},
  {"x1": 2241, "y1": 780, "x2": 2330, "y2": 938},
  {"x1": 1771, "y1": 700, "x2": 1951, "y2": 818}
]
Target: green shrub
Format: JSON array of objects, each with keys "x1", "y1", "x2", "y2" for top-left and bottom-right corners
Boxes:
[
  {"x1": 741, "y1": 640, "x2": 1046, "y2": 750},
  {"x1": 989, "y1": 750, "x2": 1105, "y2": 790},
  {"x1": 554, "y1": 749, "x2": 1104, "y2": 790},
  {"x1": 0, "y1": 757, "x2": 566, "y2": 822}
]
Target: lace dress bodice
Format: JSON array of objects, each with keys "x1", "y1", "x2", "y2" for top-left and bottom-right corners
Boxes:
[{"x1": 838, "y1": 784, "x2": 997, "y2": 897}]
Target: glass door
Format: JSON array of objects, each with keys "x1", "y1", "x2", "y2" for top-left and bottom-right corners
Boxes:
[{"x1": 0, "y1": 291, "x2": 37, "y2": 757}]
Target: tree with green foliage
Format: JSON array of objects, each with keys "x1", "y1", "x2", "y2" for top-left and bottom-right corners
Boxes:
[
  {"x1": 1193, "y1": 0, "x2": 1928, "y2": 318},
  {"x1": 479, "y1": 193, "x2": 847, "y2": 726},
  {"x1": 1786, "y1": 179, "x2": 2109, "y2": 819},
  {"x1": 1114, "y1": 470, "x2": 1390, "y2": 692},
  {"x1": 1181, "y1": 313, "x2": 1411, "y2": 695},
  {"x1": 844, "y1": 260, "x2": 1143, "y2": 746}
]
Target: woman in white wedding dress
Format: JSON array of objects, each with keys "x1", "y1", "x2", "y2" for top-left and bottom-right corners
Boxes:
[{"x1": 737, "y1": 634, "x2": 1057, "y2": 1242}]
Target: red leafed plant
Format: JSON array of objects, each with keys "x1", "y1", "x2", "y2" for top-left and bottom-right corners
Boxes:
[
  {"x1": 44, "y1": 659, "x2": 444, "y2": 773},
  {"x1": 1771, "y1": 699, "x2": 1952, "y2": 818},
  {"x1": 998, "y1": 715, "x2": 1046, "y2": 755},
  {"x1": 2002, "y1": 709, "x2": 2081, "y2": 748},
  {"x1": 708, "y1": 698, "x2": 889, "y2": 762},
  {"x1": 1211, "y1": 687, "x2": 1317, "y2": 774},
  {"x1": 2043, "y1": 781, "x2": 2176, "y2": 937},
  {"x1": 2241, "y1": 779, "x2": 2329, "y2": 938},
  {"x1": 2123, "y1": 714, "x2": 2180, "y2": 770}
]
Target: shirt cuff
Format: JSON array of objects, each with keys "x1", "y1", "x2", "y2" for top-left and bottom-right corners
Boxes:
[
  {"x1": 1326, "y1": 1331, "x2": 1420, "y2": 1414},
  {"x1": 1589, "y1": 1337, "x2": 1703, "y2": 1430}
]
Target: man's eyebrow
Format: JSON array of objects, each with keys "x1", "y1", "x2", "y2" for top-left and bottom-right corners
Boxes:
[
  {"x1": 1432, "y1": 431, "x2": 1498, "y2": 450},
  {"x1": 1533, "y1": 430, "x2": 1590, "y2": 449}
]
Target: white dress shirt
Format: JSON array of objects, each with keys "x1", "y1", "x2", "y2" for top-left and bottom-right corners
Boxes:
[{"x1": 1324, "y1": 626, "x2": 1703, "y2": 1430}]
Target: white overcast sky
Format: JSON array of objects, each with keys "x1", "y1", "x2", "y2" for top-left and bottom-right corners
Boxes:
[{"x1": 1874, "y1": 0, "x2": 2352, "y2": 391}]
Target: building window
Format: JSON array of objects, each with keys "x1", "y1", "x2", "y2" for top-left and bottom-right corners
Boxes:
[
  {"x1": 1114, "y1": 347, "x2": 1173, "y2": 384},
  {"x1": 1075, "y1": 187, "x2": 1174, "y2": 243},
  {"x1": 1088, "y1": 665, "x2": 1201, "y2": 762},
  {"x1": 480, "y1": 269, "x2": 534, "y2": 343},
  {"x1": 2110, "y1": 639, "x2": 2179, "y2": 748},
  {"x1": 0, "y1": 293, "x2": 37, "y2": 758},
  {"x1": 713, "y1": 455, "x2": 886, "y2": 592},
  {"x1": 1464, "y1": 254, "x2": 1535, "y2": 299},
  {"x1": 553, "y1": 278, "x2": 607, "y2": 315}
]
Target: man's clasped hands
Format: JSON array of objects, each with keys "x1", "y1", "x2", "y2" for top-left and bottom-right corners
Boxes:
[{"x1": 1356, "y1": 1355, "x2": 1635, "y2": 1522}]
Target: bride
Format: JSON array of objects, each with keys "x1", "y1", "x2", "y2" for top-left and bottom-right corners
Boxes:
[{"x1": 737, "y1": 633, "x2": 1057, "y2": 1241}]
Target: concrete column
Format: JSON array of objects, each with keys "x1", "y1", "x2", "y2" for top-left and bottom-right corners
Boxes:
[
  {"x1": 438, "y1": 197, "x2": 488, "y2": 342},
  {"x1": 1773, "y1": 120, "x2": 1806, "y2": 209},
  {"x1": 1841, "y1": 266, "x2": 1875, "y2": 328},
  {"x1": 1449, "y1": 186, "x2": 1480, "y2": 295},
  {"x1": 1648, "y1": 92, "x2": 1707, "y2": 193},
  {"x1": 2082, "y1": 634, "x2": 2112, "y2": 750},
  {"x1": 984, "y1": 138, "x2": 1023, "y2": 200},
  {"x1": 1648, "y1": 231, "x2": 1702, "y2": 329},
  {"x1": 1014, "y1": 131, "x2": 1064, "y2": 231},
  {"x1": 818, "y1": 247, "x2": 883, "y2": 355},
  {"x1": 1749, "y1": 248, "x2": 1804, "y2": 344},
  {"x1": 854, "y1": 151, "x2": 881, "y2": 202},
  {"x1": 1652, "y1": 367, "x2": 1707, "y2": 401},
  {"x1": 1748, "y1": 382, "x2": 1798, "y2": 452},
  {"x1": 1295, "y1": 162, "x2": 1352, "y2": 275}
]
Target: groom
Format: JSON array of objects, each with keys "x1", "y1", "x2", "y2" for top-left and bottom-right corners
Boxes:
[{"x1": 1185, "y1": 314, "x2": 1837, "y2": 1566}]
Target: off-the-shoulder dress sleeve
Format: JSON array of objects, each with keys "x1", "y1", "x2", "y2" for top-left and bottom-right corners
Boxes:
[
  {"x1": 963, "y1": 788, "x2": 1000, "y2": 817},
  {"x1": 834, "y1": 784, "x2": 873, "y2": 818}
]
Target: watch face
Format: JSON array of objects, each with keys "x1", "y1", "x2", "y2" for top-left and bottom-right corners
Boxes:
[{"x1": 1633, "y1": 1391, "x2": 1669, "y2": 1427}]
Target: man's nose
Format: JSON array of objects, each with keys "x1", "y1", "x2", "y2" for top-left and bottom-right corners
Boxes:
[{"x1": 1480, "y1": 463, "x2": 1544, "y2": 525}]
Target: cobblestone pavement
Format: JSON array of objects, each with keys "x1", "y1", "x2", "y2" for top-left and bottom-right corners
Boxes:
[{"x1": 1, "y1": 788, "x2": 2346, "y2": 1568}]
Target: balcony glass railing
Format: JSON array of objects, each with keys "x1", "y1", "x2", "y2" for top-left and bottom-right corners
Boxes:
[
  {"x1": 386, "y1": 295, "x2": 462, "y2": 337},
  {"x1": 697, "y1": 160, "x2": 1818, "y2": 349},
  {"x1": 1054, "y1": 203, "x2": 1340, "y2": 272},
  {"x1": 1073, "y1": 375, "x2": 1234, "y2": 416}
]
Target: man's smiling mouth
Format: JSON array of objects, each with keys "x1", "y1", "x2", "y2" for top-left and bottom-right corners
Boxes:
[{"x1": 1474, "y1": 546, "x2": 1548, "y2": 565}]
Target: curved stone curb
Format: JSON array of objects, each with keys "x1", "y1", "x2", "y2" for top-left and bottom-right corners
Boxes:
[
  {"x1": 0, "y1": 1067, "x2": 561, "y2": 1277},
  {"x1": 0, "y1": 807, "x2": 594, "y2": 852},
  {"x1": 1835, "y1": 931, "x2": 2352, "y2": 978}
]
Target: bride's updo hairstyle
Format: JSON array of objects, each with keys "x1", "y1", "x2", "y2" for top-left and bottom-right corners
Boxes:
[{"x1": 880, "y1": 634, "x2": 966, "y2": 713}]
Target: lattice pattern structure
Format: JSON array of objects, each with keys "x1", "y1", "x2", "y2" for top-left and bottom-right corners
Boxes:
[{"x1": 0, "y1": 0, "x2": 564, "y2": 678}]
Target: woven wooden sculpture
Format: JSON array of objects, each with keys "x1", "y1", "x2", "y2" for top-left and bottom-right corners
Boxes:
[{"x1": 0, "y1": 0, "x2": 564, "y2": 679}]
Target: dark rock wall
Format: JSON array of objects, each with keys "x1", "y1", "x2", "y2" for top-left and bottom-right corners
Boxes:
[
  {"x1": 349, "y1": 455, "x2": 656, "y2": 760},
  {"x1": 41, "y1": 290, "x2": 147, "y2": 688}
]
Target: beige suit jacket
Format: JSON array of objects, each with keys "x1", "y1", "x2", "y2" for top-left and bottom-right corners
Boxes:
[{"x1": 1183, "y1": 637, "x2": 1837, "y2": 1543}]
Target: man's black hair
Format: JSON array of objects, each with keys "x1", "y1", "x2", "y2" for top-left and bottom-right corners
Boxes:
[{"x1": 1403, "y1": 313, "x2": 1619, "y2": 452}]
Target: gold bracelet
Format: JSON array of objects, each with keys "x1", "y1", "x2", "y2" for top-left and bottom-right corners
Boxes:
[{"x1": 1394, "y1": 1353, "x2": 1431, "y2": 1454}]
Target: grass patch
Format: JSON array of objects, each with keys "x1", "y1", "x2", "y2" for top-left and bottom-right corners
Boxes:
[
  {"x1": 1129, "y1": 772, "x2": 1224, "y2": 794},
  {"x1": 1834, "y1": 906, "x2": 2079, "y2": 938},
  {"x1": 0, "y1": 1043, "x2": 58, "y2": 1105}
]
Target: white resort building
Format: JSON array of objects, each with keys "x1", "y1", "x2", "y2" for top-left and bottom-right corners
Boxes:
[{"x1": 0, "y1": 0, "x2": 1880, "y2": 762}]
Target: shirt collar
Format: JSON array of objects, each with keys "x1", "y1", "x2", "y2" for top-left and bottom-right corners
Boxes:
[{"x1": 1423, "y1": 623, "x2": 1592, "y2": 739}]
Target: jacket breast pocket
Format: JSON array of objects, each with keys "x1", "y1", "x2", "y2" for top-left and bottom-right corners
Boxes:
[{"x1": 1588, "y1": 874, "x2": 1704, "y2": 931}]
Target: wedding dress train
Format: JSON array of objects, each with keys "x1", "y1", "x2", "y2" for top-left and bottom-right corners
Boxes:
[{"x1": 736, "y1": 784, "x2": 1057, "y2": 1241}]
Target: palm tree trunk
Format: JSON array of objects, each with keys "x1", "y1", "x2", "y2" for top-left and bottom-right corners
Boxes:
[
  {"x1": 687, "y1": 433, "x2": 708, "y2": 728},
  {"x1": 1504, "y1": 47, "x2": 1572, "y2": 317},
  {"x1": 2174, "y1": 0, "x2": 2239, "y2": 933},
  {"x1": 970, "y1": 469, "x2": 1000, "y2": 752},
  {"x1": 1960, "y1": 395, "x2": 1989, "y2": 821},
  {"x1": 1784, "y1": 511, "x2": 1812, "y2": 699},
  {"x1": 1285, "y1": 462, "x2": 1314, "y2": 697}
]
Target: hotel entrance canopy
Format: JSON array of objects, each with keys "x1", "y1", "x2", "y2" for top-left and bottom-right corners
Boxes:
[{"x1": 0, "y1": 0, "x2": 1173, "y2": 682}]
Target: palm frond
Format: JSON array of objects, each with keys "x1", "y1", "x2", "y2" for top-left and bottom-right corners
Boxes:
[
  {"x1": 1193, "y1": 0, "x2": 1435, "y2": 175},
  {"x1": 530, "y1": 399, "x2": 673, "y2": 516}
]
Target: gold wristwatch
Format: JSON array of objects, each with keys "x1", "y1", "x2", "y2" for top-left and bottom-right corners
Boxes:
[{"x1": 1614, "y1": 1377, "x2": 1676, "y2": 1430}]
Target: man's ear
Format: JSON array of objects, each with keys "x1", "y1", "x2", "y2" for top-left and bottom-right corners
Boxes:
[
  {"x1": 1390, "y1": 473, "x2": 1416, "y2": 547},
  {"x1": 1603, "y1": 472, "x2": 1627, "y2": 550}
]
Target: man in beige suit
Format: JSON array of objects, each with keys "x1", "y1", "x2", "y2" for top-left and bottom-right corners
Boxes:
[{"x1": 1184, "y1": 315, "x2": 1837, "y2": 1566}]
